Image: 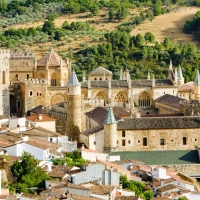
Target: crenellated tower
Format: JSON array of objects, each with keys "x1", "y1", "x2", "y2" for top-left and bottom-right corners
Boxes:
[
  {"x1": 66, "y1": 70, "x2": 82, "y2": 141},
  {"x1": 104, "y1": 107, "x2": 117, "y2": 151},
  {"x1": 0, "y1": 49, "x2": 10, "y2": 116}
]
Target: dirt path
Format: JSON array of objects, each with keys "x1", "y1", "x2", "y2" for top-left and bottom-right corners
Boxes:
[{"x1": 131, "y1": 6, "x2": 200, "y2": 47}]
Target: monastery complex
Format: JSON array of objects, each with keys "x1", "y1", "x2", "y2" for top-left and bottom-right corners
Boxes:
[{"x1": 1, "y1": 47, "x2": 200, "y2": 153}]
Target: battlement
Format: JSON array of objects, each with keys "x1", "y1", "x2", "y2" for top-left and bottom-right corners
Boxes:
[
  {"x1": 83, "y1": 98, "x2": 104, "y2": 106},
  {"x1": 23, "y1": 78, "x2": 48, "y2": 85},
  {"x1": 0, "y1": 49, "x2": 10, "y2": 58},
  {"x1": 10, "y1": 50, "x2": 34, "y2": 58}
]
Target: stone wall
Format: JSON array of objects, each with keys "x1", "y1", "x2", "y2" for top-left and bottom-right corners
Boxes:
[
  {"x1": 116, "y1": 128, "x2": 200, "y2": 151},
  {"x1": 67, "y1": 95, "x2": 82, "y2": 141}
]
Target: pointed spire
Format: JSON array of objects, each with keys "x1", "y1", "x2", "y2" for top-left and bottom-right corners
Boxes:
[
  {"x1": 194, "y1": 68, "x2": 200, "y2": 85},
  {"x1": 169, "y1": 59, "x2": 173, "y2": 70},
  {"x1": 168, "y1": 59, "x2": 175, "y2": 80},
  {"x1": 67, "y1": 70, "x2": 80, "y2": 86},
  {"x1": 152, "y1": 74, "x2": 155, "y2": 87},
  {"x1": 104, "y1": 107, "x2": 116, "y2": 124},
  {"x1": 147, "y1": 71, "x2": 150, "y2": 80},
  {"x1": 177, "y1": 65, "x2": 184, "y2": 79}
]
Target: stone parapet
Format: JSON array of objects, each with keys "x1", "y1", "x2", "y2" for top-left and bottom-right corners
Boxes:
[{"x1": 22, "y1": 78, "x2": 48, "y2": 85}]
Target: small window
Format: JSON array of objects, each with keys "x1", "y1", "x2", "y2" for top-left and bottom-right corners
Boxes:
[
  {"x1": 116, "y1": 140, "x2": 118, "y2": 144},
  {"x1": 27, "y1": 74, "x2": 29, "y2": 79},
  {"x1": 122, "y1": 131, "x2": 125, "y2": 137},
  {"x1": 29, "y1": 91, "x2": 32, "y2": 96},
  {"x1": 40, "y1": 93, "x2": 42, "y2": 96},
  {"x1": 99, "y1": 78, "x2": 102, "y2": 80},
  {"x1": 68, "y1": 87, "x2": 69, "y2": 92},
  {"x1": 50, "y1": 138, "x2": 53, "y2": 142},
  {"x1": 183, "y1": 137, "x2": 187, "y2": 145},
  {"x1": 37, "y1": 92, "x2": 38, "y2": 96},
  {"x1": 128, "y1": 140, "x2": 131, "y2": 144},
  {"x1": 122, "y1": 139, "x2": 126, "y2": 146},
  {"x1": 94, "y1": 141, "x2": 96, "y2": 145},
  {"x1": 17, "y1": 101, "x2": 20, "y2": 109},
  {"x1": 143, "y1": 138, "x2": 147, "y2": 146},
  {"x1": 160, "y1": 139, "x2": 165, "y2": 145}
]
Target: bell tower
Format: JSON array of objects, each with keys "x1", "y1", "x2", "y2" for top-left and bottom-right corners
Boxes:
[{"x1": 66, "y1": 70, "x2": 82, "y2": 141}]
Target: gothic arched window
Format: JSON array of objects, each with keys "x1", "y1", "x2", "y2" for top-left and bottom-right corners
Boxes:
[
  {"x1": 114, "y1": 92, "x2": 125, "y2": 103},
  {"x1": 138, "y1": 91, "x2": 150, "y2": 107},
  {"x1": 2, "y1": 71, "x2": 5, "y2": 84}
]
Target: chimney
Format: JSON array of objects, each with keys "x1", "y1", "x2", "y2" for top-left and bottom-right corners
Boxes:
[
  {"x1": 47, "y1": 164, "x2": 52, "y2": 173},
  {"x1": 38, "y1": 114, "x2": 42, "y2": 120},
  {"x1": 81, "y1": 144, "x2": 85, "y2": 149}
]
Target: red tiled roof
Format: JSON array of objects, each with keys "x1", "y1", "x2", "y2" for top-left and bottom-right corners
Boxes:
[
  {"x1": 23, "y1": 126, "x2": 60, "y2": 137},
  {"x1": 178, "y1": 81, "x2": 194, "y2": 92},
  {"x1": 37, "y1": 47, "x2": 68, "y2": 67},
  {"x1": 97, "y1": 159, "x2": 129, "y2": 173},
  {"x1": 26, "y1": 114, "x2": 55, "y2": 122}
]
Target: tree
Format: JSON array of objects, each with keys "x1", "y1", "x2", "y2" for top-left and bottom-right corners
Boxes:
[
  {"x1": 42, "y1": 20, "x2": 55, "y2": 35},
  {"x1": 11, "y1": 152, "x2": 49, "y2": 193},
  {"x1": 116, "y1": 6, "x2": 129, "y2": 21},
  {"x1": 144, "y1": 32, "x2": 155, "y2": 43},
  {"x1": 108, "y1": 8, "x2": 115, "y2": 21},
  {"x1": 177, "y1": 197, "x2": 188, "y2": 200},
  {"x1": 0, "y1": 0, "x2": 7, "y2": 14}
]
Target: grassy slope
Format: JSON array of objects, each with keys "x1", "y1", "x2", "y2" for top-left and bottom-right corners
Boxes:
[{"x1": 3, "y1": 6, "x2": 200, "y2": 60}]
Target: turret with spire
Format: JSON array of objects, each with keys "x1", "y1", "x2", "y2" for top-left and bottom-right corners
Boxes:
[
  {"x1": 177, "y1": 65, "x2": 184, "y2": 86},
  {"x1": 66, "y1": 70, "x2": 82, "y2": 141},
  {"x1": 194, "y1": 68, "x2": 200, "y2": 101},
  {"x1": 104, "y1": 107, "x2": 117, "y2": 151},
  {"x1": 167, "y1": 59, "x2": 175, "y2": 84}
]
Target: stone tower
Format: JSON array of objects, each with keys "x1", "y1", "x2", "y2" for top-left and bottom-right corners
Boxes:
[
  {"x1": 66, "y1": 70, "x2": 81, "y2": 141},
  {"x1": 194, "y1": 69, "x2": 200, "y2": 101},
  {"x1": 177, "y1": 65, "x2": 184, "y2": 86},
  {"x1": 0, "y1": 49, "x2": 10, "y2": 116},
  {"x1": 104, "y1": 107, "x2": 117, "y2": 151}
]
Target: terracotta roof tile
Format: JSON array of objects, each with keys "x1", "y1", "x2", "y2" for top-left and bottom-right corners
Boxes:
[
  {"x1": 115, "y1": 196, "x2": 140, "y2": 200},
  {"x1": 37, "y1": 47, "x2": 68, "y2": 67},
  {"x1": 48, "y1": 165, "x2": 74, "y2": 178},
  {"x1": 81, "y1": 183, "x2": 115, "y2": 195},
  {"x1": 23, "y1": 126, "x2": 60, "y2": 137},
  {"x1": 0, "y1": 132, "x2": 23, "y2": 148},
  {"x1": 89, "y1": 66, "x2": 112, "y2": 75},
  {"x1": 26, "y1": 114, "x2": 55, "y2": 122},
  {"x1": 157, "y1": 184, "x2": 177, "y2": 192},
  {"x1": 97, "y1": 159, "x2": 129, "y2": 173},
  {"x1": 178, "y1": 81, "x2": 194, "y2": 92}
]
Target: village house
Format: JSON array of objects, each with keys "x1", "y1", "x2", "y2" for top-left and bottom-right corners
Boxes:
[{"x1": 0, "y1": 132, "x2": 62, "y2": 160}]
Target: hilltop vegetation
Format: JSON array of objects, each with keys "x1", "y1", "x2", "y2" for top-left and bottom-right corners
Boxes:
[{"x1": 0, "y1": 0, "x2": 200, "y2": 81}]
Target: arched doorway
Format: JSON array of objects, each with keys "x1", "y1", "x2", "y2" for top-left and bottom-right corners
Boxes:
[
  {"x1": 138, "y1": 91, "x2": 150, "y2": 107},
  {"x1": 10, "y1": 95, "x2": 16, "y2": 115},
  {"x1": 95, "y1": 91, "x2": 107, "y2": 102}
]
